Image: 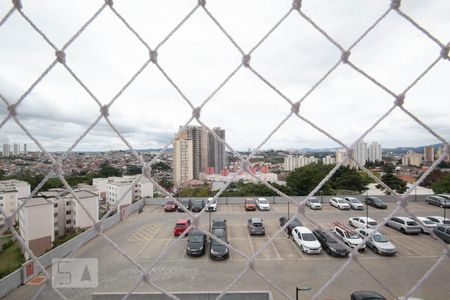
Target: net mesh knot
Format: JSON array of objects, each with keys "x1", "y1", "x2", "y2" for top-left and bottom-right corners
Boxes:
[
  {"x1": 391, "y1": 0, "x2": 401, "y2": 10},
  {"x1": 55, "y1": 51, "x2": 66, "y2": 64},
  {"x1": 142, "y1": 165, "x2": 152, "y2": 179},
  {"x1": 242, "y1": 54, "x2": 251, "y2": 68},
  {"x1": 12, "y1": 0, "x2": 22, "y2": 10},
  {"x1": 441, "y1": 44, "x2": 450, "y2": 60},
  {"x1": 291, "y1": 101, "x2": 300, "y2": 114},
  {"x1": 105, "y1": 0, "x2": 113, "y2": 6},
  {"x1": 341, "y1": 51, "x2": 351, "y2": 64},
  {"x1": 7, "y1": 104, "x2": 17, "y2": 116},
  {"x1": 150, "y1": 50, "x2": 158, "y2": 64},
  {"x1": 51, "y1": 161, "x2": 63, "y2": 174},
  {"x1": 292, "y1": 0, "x2": 302, "y2": 11},
  {"x1": 94, "y1": 221, "x2": 103, "y2": 233},
  {"x1": 395, "y1": 94, "x2": 405, "y2": 106},
  {"x1": 198, "y1": 0, "x2": 206, "y2": 7},
  {"x1": 100, "y1": 105, "x2": 109, "y2": 117},
  {"x1": 192, "y1": 107, "x2": 201, "y2": 119}
]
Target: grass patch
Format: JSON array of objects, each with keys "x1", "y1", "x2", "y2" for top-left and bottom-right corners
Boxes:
[{"x1": 0, "y1": 239, "x2": 25, "y2": 279}]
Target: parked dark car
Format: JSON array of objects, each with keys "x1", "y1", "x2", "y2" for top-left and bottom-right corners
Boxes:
[
  {"x1": 191, "y1": 199, "x2": 205, "y2": 212},
  {"x1": 433, "y1": 225, "x2": 450, "y2": 243},
  {"x1": 426, "y1": 195, "x2": 450, "y2": 208},
  {"x1": 212, "y1": 218, "x2": 227, "y2": 232},
  {"x1": 279, "y1": 216, "x2": 302, "y2": 236},
  {"x1": 210, "y1": 228, "x2": 229, "y2": 260},
  {"x1": 186, "y1": 229, "x2": 207, "y2": 256},
  {"x1": 164, "y1": 200, "x2": 178, "y2": 212},
  {"x1": 247, "y1": 218, "x2": 265, "y2": 236},
  {"x1": 177, "y1": 199, "x2": 192, "y2": 212},
  {"x1": 312, "y1": 229, "x2": 349, "y2": 257},
  {"x1": 351, "y1": 291, "x2": 386, "y2": 300},
  {"x1": 365, "y1": 197, "x2": 387, "y2": 209}
]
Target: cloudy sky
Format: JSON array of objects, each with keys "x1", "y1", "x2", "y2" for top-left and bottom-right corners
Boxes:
[{"x1": 0, "y1": 0, "x2": 448, "y2": 152}]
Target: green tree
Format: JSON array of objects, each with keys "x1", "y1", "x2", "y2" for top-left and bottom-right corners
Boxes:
[
  {"x1": 420, "y1": 169, "x2": 443, "y2": 188},
  {"x1": 286, "y1": 164, "x2": 333, "y2": 196},
  {"x1": 381, "y1": 173, "x2": 407, "y2": 194},
  {"x1": 126, "y1": 165, "x2": 141, "y2": 175},
  {"x1": 98, "y1": 163, "x2": 121, "y2": 177},
  {"x1": 431, "y1": 173, "x2": 450, "y2": 194}
]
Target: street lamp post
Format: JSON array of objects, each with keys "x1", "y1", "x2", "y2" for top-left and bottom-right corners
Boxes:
[
  {"x1": 296, "y1": 287, "x2": 311, "y2": 300},
  {"x1": 288, "y1": 200, "x2": 290, "y2": 219}
]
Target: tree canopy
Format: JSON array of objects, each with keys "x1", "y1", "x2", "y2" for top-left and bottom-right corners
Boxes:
[{"x1": 431, "y1": 173, "x2": 450, "y2": 194}]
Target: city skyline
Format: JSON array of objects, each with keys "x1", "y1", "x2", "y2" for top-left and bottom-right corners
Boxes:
[{"x1": 0, "y1": 1, "x2": 448, "y2": 152}]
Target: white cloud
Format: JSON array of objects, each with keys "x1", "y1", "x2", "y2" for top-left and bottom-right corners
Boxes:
[{"x1": 0, "y1": 0, "x2": 448, "y2": 152}]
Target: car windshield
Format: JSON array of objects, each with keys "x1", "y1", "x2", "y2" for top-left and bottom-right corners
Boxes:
[
  {"x1": 422, "y1": 220, "x2": 434, "y2": 225},
  {"x1": 166, "y1": 201, "x2": 174, "y2": 205},
  {"x1": 176, "y1": 223, "x2": 187, "y2": 227},
  {"x1": 373, "y1": 198, "x2": 383, "y2": 203},
  {"x1": 351, "y1": 199, "x2": 359, "y2": 203},
  {"x1": 337, "y1": 199, "x2": 344, "y2": 203},
  {"x1": 348, "y1": 233, "x2": 360, "y2": 239},
  {"x1": 192, "y1": 201, "x2": 202, "y2": 206},
  {"x1": 368, "y1": 221, "x2": 377, "y2": 226},
  {"x1": 373, "y1": 234, "x2": 389, "y2": 243},
  {"x1": 292, "y1": 218, "x2": 302, "y2": 226},
  {"x1": 188, "y1": 235, "x2": 203, "y2": 243},
  {"x1": 310, "y1": 199, "x2": 319, "y2": 203},
  {"x1": 407, "y1": 221, "x2": 418, "y2": 226},
  {"x1": 213, "y1": 220, "x2": 225, "y2": 227},
  {"x1": 325, "y1": 233, "x2": 337, "y2": 243},
  {"x1": 253, "y1": 222, "x2": 263, "y2": 227},
  {"x1": 443, "y1": 220, "x2": 450, "y2": 225},
  {"x1": 211, "y1": 237, "x2": 226, "y2": 245},
  {"x1": 302, "y1": 233, "x2": 316, "y2": 241},
  {"x1": 246, "y1": 199, "x2": 255, "y2": 204},
  {"x1": 258, "y1": 199, "x2": 268, "y2": 204}
]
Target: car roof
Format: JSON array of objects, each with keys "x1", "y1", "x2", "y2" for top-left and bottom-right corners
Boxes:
[
  {"x1": 189, "y1": 229, "x2": 204, "y2": 236},
  {"x1": 393, "y1": 216, "x2": 414, "y2": 221},
  {"x1": 176, "y1": 219, "x2": 189, "y2": 223},
  {"x1": 293, "y1": 226, "x2": 312, "y2": 233},
  {"x1": 352, "y1": 216, "x2": 376, "y2": 221},
  {"x1": 250, "y1": 217, "x2": 263, "y2": 223},
  {"x1": 426, "y1": 216, "x2": 449, "y2": 220},
  {"x1": 356, "y1": 228, "x2": 381, "y2": 234}
]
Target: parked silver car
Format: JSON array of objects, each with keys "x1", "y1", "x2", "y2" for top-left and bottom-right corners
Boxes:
[
  {"x1": 344, "y1": 197, "x2": 364, "y2": 210},
  {"x1": 386, "y1": 216, "x2": 421, "y2": 234},
  {"x1": 356, "y1": 228, "x2": 396, "y2": 255}
]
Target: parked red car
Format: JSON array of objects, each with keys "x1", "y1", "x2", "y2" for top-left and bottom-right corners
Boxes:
[
  {"x1": 244, "y1": 198, "x2": 256, "y2": 211},
  {"x1": 173, "y1": 219, "x2": 191, "y2": 236},
  {"x1": 164, "y1": 200, "x2": 178, "y2": 212}
]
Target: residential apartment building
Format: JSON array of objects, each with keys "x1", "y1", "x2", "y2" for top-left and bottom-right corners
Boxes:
[
  {"x1": 18, "y1": 197, "x2": 54, "y2": 259},
  {"x1": 2, "y1": 144, "x2": 10, "y2": 157},
  {"x1": 173, "y1": 135, "x2": 194, "y2": 185},
  {"x1": 335, "y1": 148, "x2": 347, "y2": 163},
  {"x1": 284, "y1": 155, "x2": 317, "y2": 171},
  {"x1": 354, "y1": 141, "x2": 368, "y2": 166},
  {"x1": 423, "y1": 146, "x2": 434, "y2": 162},
  {"x1": 0, "y1": 187, "x2": 18, "y2": 230},
  {"x1": 437, "y1": 145, "x2": 449, "y2": 161},
  {"x1": 368, "y1": 142, "x2": 382, "y2": 162},
  {"x1": 322, "y1": 155, "x2": 336, "y2": 165},
  {"x1": 181, "y1": 125, "x2": 208, "y2": 179},
  {"x1": 402, "y1": 150, "x2": 422, "y2": 167},
  {"x1": 208, "y1": 127, "x2": 227, "y2": 174},
  {"x1": 40, "y1": 188, "x2": 99, "y2": 237},
  {"x1": 13, "y1": 144, "x2": 20, "y2": 156},
  {"x1": 106, "y1": 176, "x2": 153, "y2": 213},
  {"x1": 0, "y1": 180, "x2": 31, "y2": 229}
]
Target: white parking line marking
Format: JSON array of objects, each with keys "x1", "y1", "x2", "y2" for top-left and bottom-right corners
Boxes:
[
  {"x1": 290, "y1": 237, "x2": 305, "y2": 259},
  {"x1": 247, "y1": 229, "x2": 255, "y2": 255},
  {"x1": 388, "y1": 236, "x2": 425, "y2": 256},
  {"x1": 266, "y1": 233, "x2": 281, "y2": 260}
]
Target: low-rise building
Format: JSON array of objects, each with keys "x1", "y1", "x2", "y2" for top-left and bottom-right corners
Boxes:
[
  {"x1": 105, "y1": 176, "x2": 153, "y2": 213},
  {"x1": 0, "y1": 187, "x2": 19, "y2": 230},
  {"x1": 18, "y1": 197, "x2": 54, "y2": 259}
]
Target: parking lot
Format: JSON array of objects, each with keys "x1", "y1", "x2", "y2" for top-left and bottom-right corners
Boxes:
[{"x1": 5, "y1": 201, "x2": 450, "y2": 300}]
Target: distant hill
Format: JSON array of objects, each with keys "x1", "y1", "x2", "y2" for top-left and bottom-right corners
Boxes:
[{"x1": 382, "y1": 143, "x2": 444, "y2": 154}]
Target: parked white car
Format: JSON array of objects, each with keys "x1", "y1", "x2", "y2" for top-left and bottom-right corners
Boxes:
[
  {"x1": 292, "y1": 226, "x2": 322, "y2": 254},
  {"x1": 330, "y1": 197, "x2": 350, "y2": 210},
  {"x1": 206, "y1": 197, "x2": 217, "y2": 212},
  {"x1": 344, "y1": 197, "x2": 364, "y2": 210},
  {"x1": 355, "y1": 228, "x2": 396, "y2": 255},
  {"x1": 256, "y1": 197, "x2": 270, "y2": 211},
  {"x1": 416, "y1": 216, "x2": 437, "y2": 233},
  {"x1": 333, "y1": 223, "x2": 366, "y2": 250},
  {"x1": 348, "y1": 217, "x2": 378, "y2": 229},
  {"x1": 305, "y1": 197, "x2": 322, "y2": 210},
  {"x1": 425, "y1": 216, "x2": 450, "y2": 225}
]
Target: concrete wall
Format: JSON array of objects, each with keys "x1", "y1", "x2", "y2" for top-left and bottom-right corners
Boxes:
[
  {"x1": 0, "y1": 269, "x2": 22, "y2": 299},
  {"x1": 92, "y1": 291, "x2": 272, "y2": 300},
  {"x1": 145, "y1": 195, "x2": 430, "y2": 206}
]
